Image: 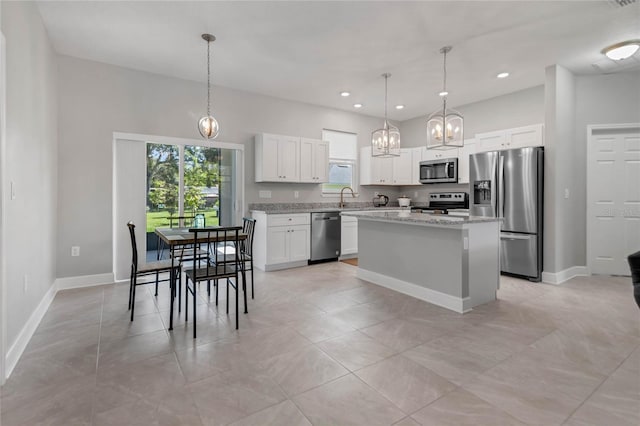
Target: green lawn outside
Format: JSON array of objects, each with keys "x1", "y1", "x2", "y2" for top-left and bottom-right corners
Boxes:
[{"x1": 146, "y1": 210, "x2": 220, "y2": 232}]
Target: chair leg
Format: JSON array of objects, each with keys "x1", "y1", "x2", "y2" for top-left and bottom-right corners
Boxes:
[
  {"x1": 226, "y1": 280, "x2": 229, "y2": 314},
  {"x1": 250, "y1": 260, "x2": 254, "y2": 299},
  {"x1": 130, "y1": 276, "x2": 137, "y2": 321},
  {"x1": 242, "y1": 269, "x2": 248, "y2": 314},
  {"x1": 235, "y1": 277, "x2": 239, "y2": 330},
  {"x1": 193, "y1": 281, "x2": 197, "y2": 338},
  {"x1": 178, "y1": 271, "x2": 182, "y2": 314},
  {"x1": 128, "y1": 269, "x2": 134, "y2": 310},
  {"x1": 207, "y1": 280, "x2": 211, "y2": 297},
  {"x1": 185, "y1": 280, "x2": 189, "y2": 322},
  {"x1": 215, "y1": 279, "x2": 219, "y2": 306},
  {"x1": 154, "y1": 270, "x2": 159, "y2": 296}
]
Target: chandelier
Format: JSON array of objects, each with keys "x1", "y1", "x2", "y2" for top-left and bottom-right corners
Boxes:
[
  {"x1": 372, "y1": 73, "x2": 400, "y2": 157},
  {"x1": 426, "y1": 46, "x2": 464, "y2": 149}
]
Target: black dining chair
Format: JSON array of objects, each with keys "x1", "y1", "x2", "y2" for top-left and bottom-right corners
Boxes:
[
  {"x1": 127, "y1": 222, "x2": 180, "y2": 321},
  {"x1": 215, "y1": 217, "x2": 257, "y2": 299},
  {"x1": 184, "y1": 226, "x2": 244, "y2": 337}
]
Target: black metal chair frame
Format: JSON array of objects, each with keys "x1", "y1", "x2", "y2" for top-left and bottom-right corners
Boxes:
[
  {"x1": 127, "y1": 222, "x2": 180, "y2": 321},
  {"x1": 184, "y1": 226, "x2": 246, "y2": 337}
]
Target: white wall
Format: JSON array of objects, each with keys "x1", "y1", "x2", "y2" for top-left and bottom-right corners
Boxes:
[
  {"x1": 399, "y1": 86, "x2": 545, "y2": 204},
  {"x1": 574, "y1": 71, "x2": 640, "y2": 266},
  {"x1": 1, "y1": 2, "x2": 58, "y2": 349},
  {"x1": 57, "y1": 56, "x2": 400, "y2": 279}
]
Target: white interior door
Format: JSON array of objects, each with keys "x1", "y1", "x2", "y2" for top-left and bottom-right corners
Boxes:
[{"x1": 588, "y1": 125, "x2": 640, "y2": 276}]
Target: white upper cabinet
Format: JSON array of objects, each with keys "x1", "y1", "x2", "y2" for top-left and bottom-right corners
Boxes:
[
  {"x1": 359, "y1": 147, "x2": 394, "y2": 185},
  {"x1": 422, "y1": 146, "x2": 458, "y2": 162},
  {"x1": 299, "y1": 138, "x2": 329, "y2": 183},
  {"x1": 392, "y1": 149, "x2": 413, "y2": 185},
  {"x1": 255, "y1": 133, "x2": 300, "y2": 182},
  {"x1": 411, "y1": 147, "x2": 422, "y2": 185},
  {"x1": 476, "y1": 124, "x2": 544, "y2": 152},
  {"x1": 457, "y1": 139, "x2": 476, "y2": 184}
]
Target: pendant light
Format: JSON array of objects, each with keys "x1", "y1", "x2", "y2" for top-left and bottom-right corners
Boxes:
[
  {"x1": 372, "y1": 73, "x2": 400, "y2": 157},
  {"x1": 427, "y1": 46, "x2": 464, "y2": 149},
  {"x1": 198, "y1": 34, "x2": 219, "y2": 139}
]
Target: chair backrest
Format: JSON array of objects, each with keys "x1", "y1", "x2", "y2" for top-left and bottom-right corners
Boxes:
[
  {"x1": 168, "y1": 215, "x2": 197, "y2": 228},
  {"x1": 127, "y1": 221, "x2": 138, "y2": 270},
  {"x1": 189, "y1": 226, "x2": 242, "y2": 278},
  {"x1": 241, "y1": 218, "x2": 257, "y2": 256}
]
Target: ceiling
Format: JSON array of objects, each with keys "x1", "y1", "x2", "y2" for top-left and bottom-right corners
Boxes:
[{"x1": 36, "y1": 0, "x2": 640, "y2": 121}]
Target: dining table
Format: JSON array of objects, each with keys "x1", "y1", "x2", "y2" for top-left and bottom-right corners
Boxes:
[{"x1": 154, "y1": 226, "x2": 247, "y2": 330}]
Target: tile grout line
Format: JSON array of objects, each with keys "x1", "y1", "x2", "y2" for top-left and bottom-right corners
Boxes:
[
  {"x1": 89, "y1": 285, "x2": 107, "y2": 425},
  {"x1": 559, "y1": 340, "x2": 640, "y2": 425}
]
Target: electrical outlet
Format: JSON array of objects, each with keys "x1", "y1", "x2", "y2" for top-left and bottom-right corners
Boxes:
[
  {"x1": 11, "y1": 181, "x2": 16, "y2": 200},
  {"x1": 294, "y1": 191, "x2": 299, "y2": 199},
  {"x1": 414, "y1": 191, "x2": 418, "y2": 198},
  {"x1": 71, "y1": 246, "x2": 80, "y2": 257},
  {"x1": 23, "y1": 274, "x2": 28, "y2": 293},
  {"x1": 374, "y1": 191, "x2": 379, "y2": 196},
  {"x1": 259, "y1": 190, "x2": 272, "y2": 199},
  {"x1": 564, "y1": 188, "x2": 570, "y2": 199}
]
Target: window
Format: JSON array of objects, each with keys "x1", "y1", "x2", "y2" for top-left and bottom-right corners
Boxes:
[{"x1": 322, "y1": 130, "x2": 358, "y2": 194}]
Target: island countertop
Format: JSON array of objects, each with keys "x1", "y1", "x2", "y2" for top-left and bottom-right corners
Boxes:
[{"x1": 340, "y1": 210, "x2": 501, "y2": 227}]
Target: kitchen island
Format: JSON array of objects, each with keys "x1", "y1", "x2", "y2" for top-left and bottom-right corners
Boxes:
[{"x1": 341, "y1": 211, "x2": 502, "y2": 313}]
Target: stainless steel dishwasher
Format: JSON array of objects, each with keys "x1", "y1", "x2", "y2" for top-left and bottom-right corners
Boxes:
[{"x1": 310, "y1": 211, "x2": 341, "y2": 263}]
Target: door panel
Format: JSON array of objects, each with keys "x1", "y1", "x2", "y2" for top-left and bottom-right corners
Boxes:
[
  {"x1": 289, "y1": 225, "x2": 310, "y2": 262},
  {"x1": 266, "y1": 227, "x2": 288, "y2": 264},
  {"x1": 501, "y1": 147, "x2": 539, "y2": 233},
  {"x1": 589, "y1": 128, "x2": 640, "y2": 275},
  {"x1": 500, "y1": 233, "x2": 538, "y2": 277},
  {"x1": 470, "y1": 151, "x2": 498, "y2": 217}
]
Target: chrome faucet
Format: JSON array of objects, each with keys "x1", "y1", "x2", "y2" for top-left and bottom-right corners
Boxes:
[{"x1": 339, "y1": 186, "x2": 355, "y2": 208}]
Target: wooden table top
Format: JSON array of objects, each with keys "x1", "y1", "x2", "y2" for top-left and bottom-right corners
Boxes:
[{"x1": 155, "y1": 227, "x2": 247, "y2": 246}]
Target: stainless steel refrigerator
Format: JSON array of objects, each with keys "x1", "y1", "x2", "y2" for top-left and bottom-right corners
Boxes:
[{"x1": 470, "y1": 147, "x2": 544, "y2": 281}]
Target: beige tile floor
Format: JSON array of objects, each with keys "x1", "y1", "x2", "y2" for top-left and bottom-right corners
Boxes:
[{"x1": 1, "y1": 262, "x2": 639, "y2": 425}]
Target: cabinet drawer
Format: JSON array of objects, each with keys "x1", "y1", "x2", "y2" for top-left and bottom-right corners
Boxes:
[{"x1": 268, "y1": 213, "x2": 310, "y2": 227}]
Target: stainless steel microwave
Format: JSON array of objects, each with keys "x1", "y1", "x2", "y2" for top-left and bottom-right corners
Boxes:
[{"x1": 419, "y1": 158, "x2": 458, "y2": 184}]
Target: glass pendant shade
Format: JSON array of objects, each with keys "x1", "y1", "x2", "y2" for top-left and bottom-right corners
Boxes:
[
  {"x1": 426, "y1": 106, "x2": 464, "y2": 149},
  {"x1": 427, "y1": 46, "x2": 464, "y2": 150},
  {"x1": 372, "y1": 73, "x2": 400, "y2": 157},
  {"x1": 372, "y1": 121, "x2": 401, "y2": 157},
  {"x1": 198, "y1": 115, "x2": 219, "y2": 139},
  {"x1": 198, "y1": 33, "x2": 219, "y2": 140}
]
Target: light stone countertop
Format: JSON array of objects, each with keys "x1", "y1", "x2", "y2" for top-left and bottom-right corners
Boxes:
[
  {"x1": 340, "y1": 210, "x2": 502, "y2": 227},
  {"x1": 250, "y1": 206, "x2": 409, "y2": 214}
]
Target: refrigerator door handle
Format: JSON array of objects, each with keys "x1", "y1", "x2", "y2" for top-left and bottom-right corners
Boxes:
[
  {"x1": 498, "y1": 155, "x2": 505, "y2": 218},
  {"x1": 500, "y1": 233, "x2": 532, "y2": 241}
]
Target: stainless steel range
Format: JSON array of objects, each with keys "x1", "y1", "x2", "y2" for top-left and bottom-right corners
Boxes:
[{"x1": 412, "y1": 192, "x2": 469, "y2": 214}]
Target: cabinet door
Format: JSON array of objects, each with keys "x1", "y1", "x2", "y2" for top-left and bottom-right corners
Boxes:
[
  {"x1": 314, "y1": 140, "x2": 329, "y2": 182},
  {"x1": 372, "y1": 157, "x2": 393, "y2": 184},
  {"x1": 341, "y1": 219, "x2": 358, "y2": 255},
  {"x1": 506, "y1": 124, "x2": 543, "y2": 149},
  {"x1": 457, "y1": 140, "x2": 476, "y2": 184},
  {"x1": 476, "y1": 130, "x2": 507, "y2": 152},
  {"x1": 299, "y1": 138, "x2": 315, "y2": 183},
  {"x1": 278, "y1": 136, "x2": 300, "y2": 182},
  {"x1": 259, "y1": 134, "x2": 281, "y2": 181},
  {"x1": 423, "y1": 148, "x2": 457, "y2": 161},
  {"x1": 392, "y1": 149, "x2": 413, "y2": 185},
  {"x1": 411, "y1": 147, "x2": 422, "y2": 185},
  {"x1": 266, "y1": 227, "x2": 289, "y2": 264},
  {"x1": 288, "y1": 225, "x2": 310, "y2": 262}
]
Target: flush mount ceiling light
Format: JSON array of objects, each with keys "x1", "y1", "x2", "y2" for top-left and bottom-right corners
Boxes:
[
  {"x1": 198, "y1": 34, "x2": 219, "y2": 139},
  {"x1": 427, "y1": 46, "x2": 464, "y2": 150},
  {"x1": 340, "y1": 91, "x2": 351, "y2": 97},
  {"x1": 602, "y1": 40, "x2": 640, "y2": 60},
  {"x1": 353, "y1": 103, "x2": 363, "y2": 108},
  {"x1": 371, "y1": 73, "x2": 400, "y2": 157},
  {"x1": 497, "y1": 72, "x2": 510, "y2": 79}
]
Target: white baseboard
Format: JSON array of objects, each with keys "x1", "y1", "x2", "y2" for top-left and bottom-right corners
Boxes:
[
  {"x1": 55, "y1": 272, "x2": 114, "y2": 291},
  {"x1": 5, "y1": 272, "x2": 116, "y2": 381},
  {"x1": 5, "y1": 282, "x2": 57, "y2": 379},
  {"x1": 541, "y1": 266, "x2": 589, "y2": 285},
  {"x1": 357, "y1": 268, "x2": 469, "y2": 314}
]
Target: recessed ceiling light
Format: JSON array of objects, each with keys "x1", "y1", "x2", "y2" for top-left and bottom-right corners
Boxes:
[
  {"x1": 340, "y1": 91, "x2": 351, "y2": 97},
  {"x1": 395, "y1": 105, "x2": 405, "y2": 110},
  {"x1": 602, "y1": 40, "x2": 640, "y2": 60},
  {"x1": 497, "y1": 72, "x2": 510, "y2": 79},
  {"x1": 353, "y1": 103, "x2": 363, "y2": 108},
  {"x1": 438, "y1": 91, "x2": 448, "y2": 97}
]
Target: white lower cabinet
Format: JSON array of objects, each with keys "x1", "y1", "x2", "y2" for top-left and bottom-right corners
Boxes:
[
  {"x1": 341, "y1": 216, "x2": 358, "y2": 256},
  {"x1": 252, "y1": 212, "x2": 310, "y2": 271}
]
